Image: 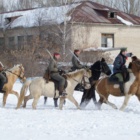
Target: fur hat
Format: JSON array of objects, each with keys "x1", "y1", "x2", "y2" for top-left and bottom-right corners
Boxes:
[
  {"x1": 74, "y1": 49, "x2": 80, "y2": 53},
  {"x1": 120, "y1": 47, "x2": 127, "y2": 52},
  {"x1": 54, "y1": 52, "x2": 60, "y2": 56}
]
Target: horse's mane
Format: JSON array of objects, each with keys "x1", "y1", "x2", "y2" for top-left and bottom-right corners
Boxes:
[
  {"x1": 90, "y1": 61, "x2": 100, "y2": 70},
  {"x1": 66, "y1": 69, "x2": 85, "y2": 78},
  {"x1": 10, "y1": 64, "x2": 21, "y2": 71},
  {"x1": 6, "y1": 64, "x2": 22, "y2": 75}
]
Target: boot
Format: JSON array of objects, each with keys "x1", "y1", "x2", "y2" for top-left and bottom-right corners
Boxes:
[
  {"x1": 0, "y1": 83, "x2": 5, "y2": 93},
  {"x1": 119, "y1": 82, "x2": 124, "y2": 95},
  {"x1": 59, "y1": 86, "x2": 67, "y2": 97}
]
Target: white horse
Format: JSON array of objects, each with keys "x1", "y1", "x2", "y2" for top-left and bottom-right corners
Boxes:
[{"x1": 16, "y1": 69, "x2": 91, "y2": 110}]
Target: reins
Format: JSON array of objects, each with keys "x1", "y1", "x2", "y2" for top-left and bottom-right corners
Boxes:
[
  {"x1": 69, "y1": 71, "x2": 90, "y2": 87},
  {"x1": 4, "y1": 67, "x2": 25, "y2": 80}
]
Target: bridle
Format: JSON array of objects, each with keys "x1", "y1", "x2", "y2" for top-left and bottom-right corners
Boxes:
[
  {"x1": 71, "y1": 70, "x2": 91, "y2": 87},
  {"x1": 6, "y1": 66, "x2": 26, "y2": 82}
]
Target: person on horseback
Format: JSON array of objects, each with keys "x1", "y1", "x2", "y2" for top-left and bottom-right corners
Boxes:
[
  {"x1": 71, "y1": 49, "x2": 85, "y2": 71},
  {"x1": 0, "y1": 61, "x2": 7, "y2": 93},
  {"x1": 113, "y1": 48, "x2": 132, "y2": 95},
  {"x1": 48, "y1": 53, "x2": 67, "y2": 97}
]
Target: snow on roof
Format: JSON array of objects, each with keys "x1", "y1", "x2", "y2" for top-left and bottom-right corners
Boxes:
[
  {"x1": 117, "y1": 16, "x2": 133, "y2": 26},
  {"x1": 83, "y1": 47, "x2": 123, "y2": 52},
  {"x1": 0, "y1": 3, "x2": 80, "y2": 29}
]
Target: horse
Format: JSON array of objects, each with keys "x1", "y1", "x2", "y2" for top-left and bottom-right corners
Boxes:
[
  {"x1": 0, "y1": 64, "x2": 26, "y2": 107},
  {"x1": 80, "y1": 58, "x2": 112, "y2": 108},
  {"x1": 44, "y1": 58, "x2": 111, "y2": 108},
  {"x1": 16, "y1": 68, "x2": 91, "y2": 110},
  {"x1": 94, "y1": 58, "x2": 140, "y2": 111}
]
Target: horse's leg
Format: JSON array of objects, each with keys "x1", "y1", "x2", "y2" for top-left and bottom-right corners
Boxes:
[
  {"x1": 97, "y1": 95, "x2": 118, "y2": 110},
  {"x1": 10, "y1": 90, "x2": 19, "y2": 100},
  {"x1": 23, "y1": 94, "x2": 33, "y2": 108},
  {"x1": 54, "y1": 98, "x2": 58, "y2": 107},
  {"x1": 96, "y1": 97, "x2": 104, "y2": 110},
  {"x1": 80, "y1": 89, "x2": 90, "y2": 108},
  {"x1": 32, "y1": 95, "x2": 40, "y2": 110},
  {"x1": 119, "y1": 94, "x2": 132, "y2": 111},
  {"x1": 3, "y1": 92, "x2": 8, "y2": 107},
  {"x1": 67, "y1": 96, "x2": 80, "y2": 109},
  {"x1": 104, "y1": 99, "x2": 118, "y2": 109},
  {"x1": 91, "y1": 87, "x2": 97, "y2": 105},
  {"x1": 80, "y1": 86, "x2": 97, "y2": 108},
  {"x1": 44, "y1": 97, "x2": 47, "y2": 105},
  {"x1": 59, "y1": 97, "x2": 65, "y2": 110}
]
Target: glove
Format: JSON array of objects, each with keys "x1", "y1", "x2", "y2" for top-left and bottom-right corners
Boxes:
[
  {"x1": 58, "y1": 69, "x2": 66, "y2": 75},
  {"x1": 126, "y1": 52, "x2": 133, "y2": 57}
]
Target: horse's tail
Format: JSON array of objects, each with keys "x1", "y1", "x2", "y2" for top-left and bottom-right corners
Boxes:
[{"x1": 16, "y1": 80, "x2": 31, "y2": 109}]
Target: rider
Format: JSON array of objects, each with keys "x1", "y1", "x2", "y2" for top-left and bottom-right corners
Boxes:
[
  {"x1": 0, "y1": 61, "x2": 6, "y2": 93},
  {"x1": 71, "y1": 49, "x2": 85, "y2": 70},
  {"x1": 48, "y1": 52, "x2": 67, "y2": 97},
  {"x1": 113, "y1": 48, "x2": 132, "y2": 95}
]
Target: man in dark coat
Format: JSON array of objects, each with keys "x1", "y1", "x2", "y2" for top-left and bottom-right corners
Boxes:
[
  {"x1": 0, "y1": 61, "x2": 6, "y2": 93},
  {"x1": 113, "y1": 48, "x2": 132, "y2": 95},
  {"x1": 48, "y1": 53, "x2": 67, "y2": 97},
  {"x1": 71, "y1": 49, "x2": 84, "y2": 70}
]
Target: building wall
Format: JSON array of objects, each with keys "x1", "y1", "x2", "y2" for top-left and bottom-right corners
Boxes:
[
  {"x1": 71, "y1": 24, "x2": 140, "y2": 63},
  {"x1": 1, "y1": 23, "x2": 140, "y2": 64}
]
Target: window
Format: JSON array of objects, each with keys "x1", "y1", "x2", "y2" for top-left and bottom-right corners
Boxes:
[
  {"x1": 101, "y1": 34, "x2": 114, "y2": 48},
  {"x1": 108, "y1": 12, "x2": 117, "y2": 18},
  {"x1": 9, "y1": 37, "x2": 15, "y2": 49},
  {"x1": 0, "y1": 37, "x2": 4, "y2": 49},
  {"x1": 27, "y1": 35, "x2": 33, "y2": 46},
  {"x1": 18, "y1": 36, "x2": 24, "y2": 49}
]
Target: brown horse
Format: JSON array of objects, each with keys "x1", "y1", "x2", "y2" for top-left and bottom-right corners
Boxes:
[
  {"x1": 95, "y1": 59, "x2": 140, "y2": 111},
  {"x1": 1, "y1": 64, "x2": 26, "y2": 107}
]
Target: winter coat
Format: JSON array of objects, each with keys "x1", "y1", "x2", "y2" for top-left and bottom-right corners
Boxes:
[
  {"x1": 72, "y1": 53, "x2": 83, "y2": 70},
  {"x1": 48, "y1": 58, "x2": 59, "y2": 73},
  {"x1": 47, "y1": 57, "x2": 65, "y2": 86},
  {"x1": 113, "y1": 53, "x2": 127, "y2": 73}
]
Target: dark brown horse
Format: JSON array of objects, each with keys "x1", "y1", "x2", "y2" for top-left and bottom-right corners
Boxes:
[
  {"x1": 80, "y1": 58, "x2": 112, "y2": 108},
  {"x1": 95, "y1": 58, "x2": 140, "y2": 111}
]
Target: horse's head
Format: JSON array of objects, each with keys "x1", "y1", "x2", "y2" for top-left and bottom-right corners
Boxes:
[
  {"x1": 128, "y1": 59, "x2": 140, "y2": 75},
  {"x1": 15, "y1": 64, "x2": 26, "y2": 82},
  {"x1": 100, "y1": 58, "x2": 112, "y2": 76}
]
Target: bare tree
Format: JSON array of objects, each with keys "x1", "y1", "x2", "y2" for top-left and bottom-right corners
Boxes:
[{"x1": 17, "y1": 0, "x2": 33, "y2": 9}]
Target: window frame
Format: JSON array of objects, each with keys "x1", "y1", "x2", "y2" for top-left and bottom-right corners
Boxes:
[{"x1": 101, "y1": 33, "x2": 114, "y2": 48}]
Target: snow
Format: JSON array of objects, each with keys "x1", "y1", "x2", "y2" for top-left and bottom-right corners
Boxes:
[
  {"x1": 0, "y1": 80, "x2": 140, "y2": 140},
  {"x1": 117, "y1": 16, "x2": 134, "y2": 26},
  {"x1": 83, "y1": 47, "x2": 113, "y2": 51},
  {"x1": 0, "y1": 3, "x2": 80, "y2": 28}
]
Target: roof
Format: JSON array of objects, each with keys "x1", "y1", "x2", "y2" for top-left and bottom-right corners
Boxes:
[
  {"x1": 70, "y1": 1, "x2": 140, "y2": 25},
  {"x1": 0, "y1": 1, "x2": 140, "y2": 29}
]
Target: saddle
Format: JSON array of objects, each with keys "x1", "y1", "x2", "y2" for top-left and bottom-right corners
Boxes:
[
  {"x1": 43, "y1": 69, "x2": 50, "y2": 83},
  {"x1": 43, "y1": 69, "x2": 67, "y2": 91},
  {"x1": 108, "y1": 71, "x2": 130, "y2": 84}
]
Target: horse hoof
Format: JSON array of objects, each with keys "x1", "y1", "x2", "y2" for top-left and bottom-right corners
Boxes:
[{"x1": 119, "y1": 108, "x2": 124, "y2": 111}]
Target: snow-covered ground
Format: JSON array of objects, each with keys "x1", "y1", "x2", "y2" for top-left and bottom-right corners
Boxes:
[{"x1": 0, "y1": 80, "x2": 140, "y2": 140}]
